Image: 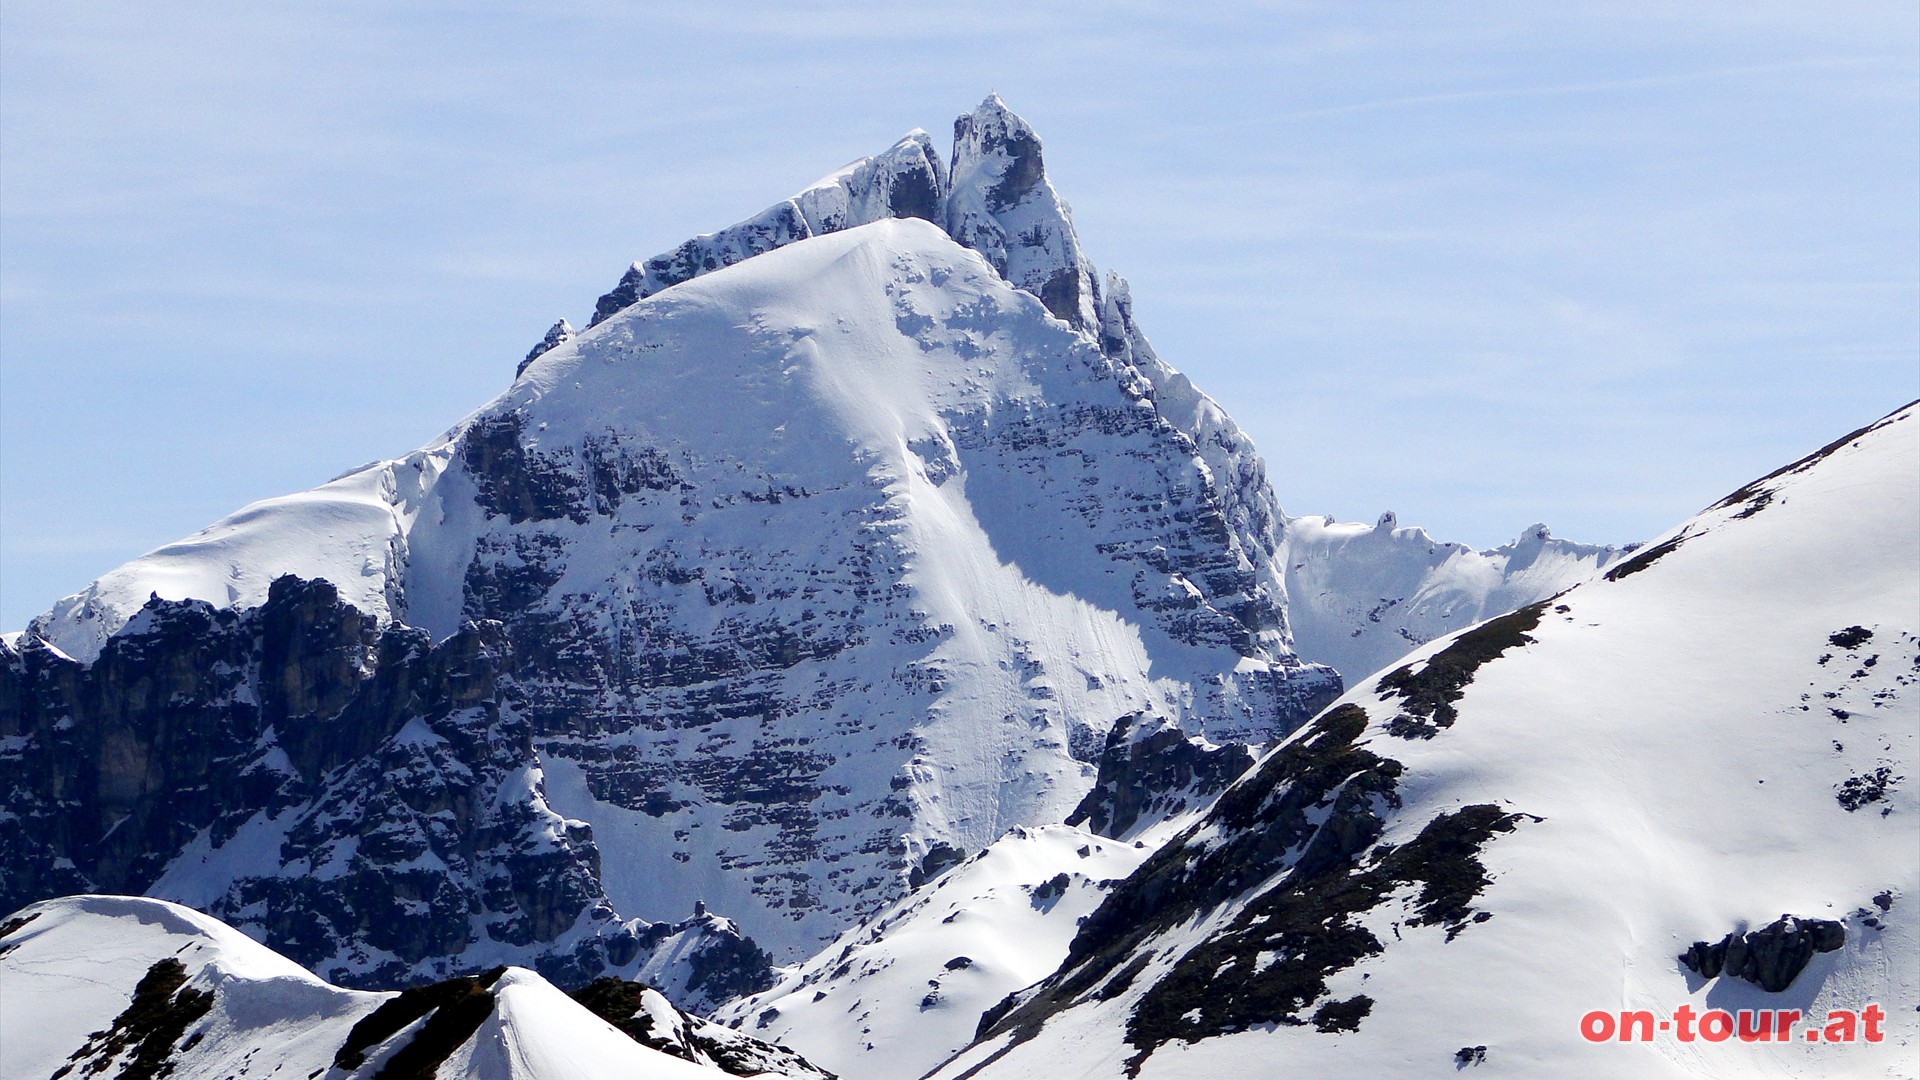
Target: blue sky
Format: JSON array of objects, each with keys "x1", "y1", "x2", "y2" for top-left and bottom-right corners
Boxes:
[{"x1": 3, "y1": 2, "x2": 1916, "y2": 630}]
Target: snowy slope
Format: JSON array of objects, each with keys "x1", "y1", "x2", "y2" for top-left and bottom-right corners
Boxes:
[
  {"x1": 932, "y1": 402, "x2": 1919, "y2": 1080},
  {"x1": 0, "y1": 895, "x2": 800, "y2": 1080},
  {"x1": 710, "y1": 716, "x2": 1263, "y2": 1080},
  {"x1": 715, "y1": 824, "x2": 1155, "y2": 1080}
]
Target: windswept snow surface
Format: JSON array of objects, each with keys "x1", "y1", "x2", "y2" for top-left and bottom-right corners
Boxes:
[
  {"x1": 930, "y1": 403, "x2": 1920, "y2": 1080},
  {"x1": 0, "y1": 895, "x2": 789, "y2": 1079},
  {"x1": 27, "y1": 446, "x2": 453, "y2": 664},
  {"x1": 716, "y1": 824, "x2": 1156, "y2": 1080},
  {"x1": 440, "y1": 969, "x2": 722, "y2": 1080}
]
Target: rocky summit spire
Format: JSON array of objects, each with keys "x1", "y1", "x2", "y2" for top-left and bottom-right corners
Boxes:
[
  {"x1": 791, "y1": 129, "x2": 947, "y2": 233},
  {"x1": 518, "y1": 317, "x2": 575, "y2": 376},
  {"x1": 587, "y1": 96, "x2": 1102, "y2": 335},
  {"x1": 587, "y1": 130, "x2": 948, "y2": 327},
  {"x1": 946, "y1": 94, "x2": 1100, "y2": 330}
]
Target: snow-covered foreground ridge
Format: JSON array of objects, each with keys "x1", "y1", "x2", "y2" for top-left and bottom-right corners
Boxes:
[
  {"x1": 916, "y1": 404, "x2": 1919, "y2": 1079},
  {"x1": 5, "y1": 96, "x2": 1615, "y2": 997},
  {"x1": 0, "y1": 894, "x2": 831, "y2": 1080}
]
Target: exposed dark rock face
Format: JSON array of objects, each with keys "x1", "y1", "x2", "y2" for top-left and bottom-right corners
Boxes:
[
  {"x1": 1378, "y1": 602, "x2": 1545, "y2": 739},
  {"x1": 1829, "y1": 626, "x2": 1874, "y2": 650},
  {"x1": 1067, "y1": 713, "x2": 1257, "y2": 839},
  {"x1": 519, "y1": 318, "x2": 575, "y2": 376},
  {"x1": 1603, "y1": 533, "x2": 1687, "y2": 581},
  {"x1": 570, "y1": 977, "x2": 837, "y2": 1079},
  {"x1": 971, "y1": 703, "x2": 1534, "y2": 1075},
  {"x1": 335, "y1": 966, "x2": 507, "y2": 1073},
  {"x1": 0, "y1": 911, "x2": 38, "y2": 957},
  {"x1": 909, "y1": 842, "x2": 970, "y2": 889},
  {"x1": 0, "y1": 576, "x2": 773, "y2": 996},
  {"x1": 1679, "y1": 915, "x2": 1846, "y2": 992},
  {"x1": 53, "y1": 957, "x2": 213, "y2": 1080},
  {"x1": 462, "y1": 412, "x2": 591, "y2": 525},
  {"x1": 946, "y1": 96, "x2": 1098, "y2": 331}
]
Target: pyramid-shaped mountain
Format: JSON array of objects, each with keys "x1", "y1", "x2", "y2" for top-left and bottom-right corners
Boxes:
[{"x1": 1, "y1": 98, "x2": 1606, "y2": 995}]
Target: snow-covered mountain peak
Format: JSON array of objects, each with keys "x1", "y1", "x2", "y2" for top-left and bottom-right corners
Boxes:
[
  {"x1": 0, "y1": 895, "x2": 830, "y2": 1080},
  {"x1": 5, "y1": 96, "x2": 1632, "y2": 1019},
  {"x1": 8, "y1": 203, "x2": 1342, "y2": 977},
  {"x1": 584, "y1": 120, "x2": 952, "y2": 330}
]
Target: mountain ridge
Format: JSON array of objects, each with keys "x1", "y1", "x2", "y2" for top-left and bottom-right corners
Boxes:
[{"x1": 925, "y1": 400, "x2": 1918, "y2": 1079}]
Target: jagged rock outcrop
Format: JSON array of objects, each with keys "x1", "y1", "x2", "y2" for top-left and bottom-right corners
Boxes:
[
  {"x1": 1679, "y1": 915, "x2": 1847, "y2": 992},
  {"x1": 1279, "y1": 516, "x2": 1623, "y2": 682},
  {"x1": 520, "y1": 318, "x2": 575, "y2": 376},
  {"x1": 571, "y1": 978, "x2": 835, "y2": 1079},
  {"x1": 1066, "y1": 713, "x2": 1257, "y2": 840}
]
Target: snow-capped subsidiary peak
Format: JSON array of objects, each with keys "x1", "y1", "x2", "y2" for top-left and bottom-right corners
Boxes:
[
  {"x1": 24, "y1": 444, "x2": 450, "y2": 663},
  {"x1": 1279, "y1": 511, "x2": 1625, "y2": 683},
  {"x1": 0, "y1": 895, "x2": 825, "y2": 1080},
  {"x1": 931, "y1": 402, "x2": 1919, "y2": 1080}
]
